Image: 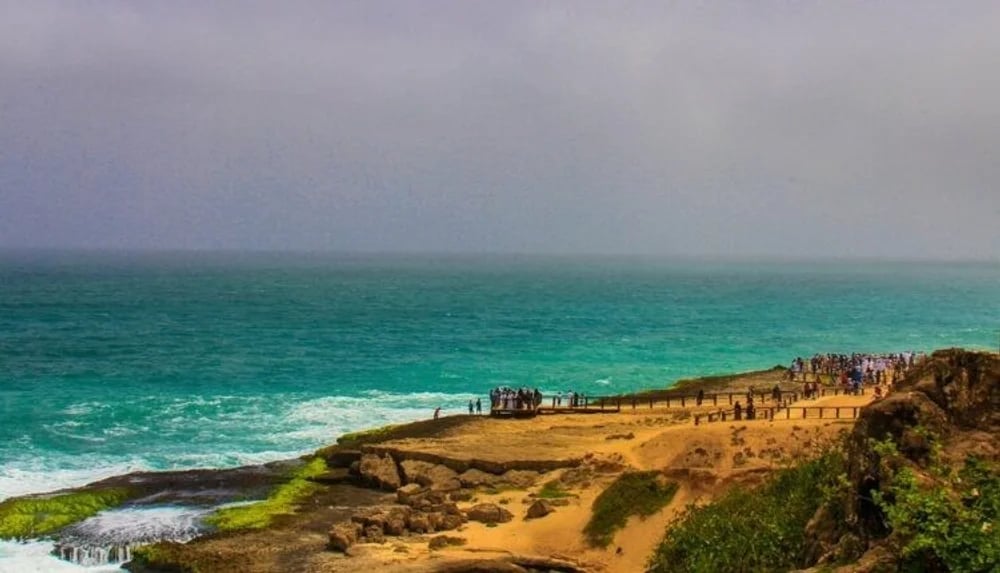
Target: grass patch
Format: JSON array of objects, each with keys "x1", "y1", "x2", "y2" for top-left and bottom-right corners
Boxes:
[
  {"x1": 205, "y1": 457, "x2": 327, "y2": 532},
  {"x1": 584, "y1": 471, "x2": 678, "y2": 548},
  {"x1": 537, "y1": 480, "x2": 574, "y2": 499},
  {"x1": 649, "y1": 451, "x2": 845, "y2": 573},
  {"x1": 0, "y1": 488, "x2": 133, "y2": 540}
]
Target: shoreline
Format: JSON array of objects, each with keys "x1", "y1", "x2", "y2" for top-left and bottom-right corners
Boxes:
[
  {"x1": 0, "y1": 363, "x2": 857, "y2": 571},
  {"x1": 0, "y1": 363, "x2": 795, "y2": 505},
  {"x1": 6, "y1": 351, "x2": 989, "y2": 572}
]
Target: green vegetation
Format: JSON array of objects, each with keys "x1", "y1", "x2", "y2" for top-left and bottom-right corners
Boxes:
[
  {"x1": 872, "y1": 438, "x2": 999, "y2": 573},
  {"x1": 649, "y1": 451, "x2": 845, "y2": 572},
  {"x1": 537, "y1": 480, "x2": 575, "y2": 499},
  {"x1": 0, "y1": 488, "x2": 133, "y2": 540},
  {"x1": 205, "y1": 457, "x2": 327, "y2": 532},
  {"x1": 131, "y1": 542, "x2": 208, "y2": 573},
  {"x1": 584, "y1": 471, "x2": 678, "y2": 548}
]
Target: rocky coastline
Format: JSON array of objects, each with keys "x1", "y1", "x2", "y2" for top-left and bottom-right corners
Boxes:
[{"x1": 2, "y1": 349, "x2": 996, "y2": 572}]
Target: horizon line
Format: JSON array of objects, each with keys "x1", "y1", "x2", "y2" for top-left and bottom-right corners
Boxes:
[{"x1": 0, "y1": 246, "x2": 997, "y2": 265}]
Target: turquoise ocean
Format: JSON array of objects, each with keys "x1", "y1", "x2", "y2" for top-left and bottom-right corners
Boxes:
[{"x1": 2, "y1": 252, "x2": 998, "y2": 507}]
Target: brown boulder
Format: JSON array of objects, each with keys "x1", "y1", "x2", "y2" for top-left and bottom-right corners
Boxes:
[
  {"x1": 384, "y1": 516, "x2": 407, "y2": 536},
  {"x1": 458, "y1": 468, "x2": 501, "y2": 488},
  {"x1": 426, "y1": 511, "x2": 444, "y2": 531},
  {"x1": 401, "y1": 460, "x2": 462, "y2": 491},
  {"x1": 408, "y1": 513, "x2": 432, "y2": 534},
  {"x1": 464, "y1": 503, "x2": 513, "y2": 524},
  {"x1": 328, "y1": 522, "x2": 360, "y2": 553},
  {"x1": 499, "y1": 470, "x2": 539, "y2": 489},
  {"x1": 431, "y1": 502, "x2": 462, "y2": 516},
  {"x1": 525, "y1": 500, "x2": 554, "y2": 520},
  {"x1": 359, "y1": 453, "x2": 402, "y2": 490},
  {"x1": 397, "y1": 483, "x2": 424, "y2": 504},
  {"x1": 363, "y1": 524, "x2": 386, "y2": 544},
  {"x1": 439, "y1": 513, "x2": 464, "y2": 531}
]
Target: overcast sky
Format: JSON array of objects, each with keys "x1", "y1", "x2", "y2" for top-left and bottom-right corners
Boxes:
[{"x1": 1, "y1": 1, "x2": 998, "y2": 259}]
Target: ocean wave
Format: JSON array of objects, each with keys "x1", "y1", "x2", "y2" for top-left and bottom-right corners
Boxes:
[
  {"x1": 0, "y1": 459, "x2": 150, "y2": 501},
  {"x1": 0, "y1": 391, "x2": 475, "y2": 502}
]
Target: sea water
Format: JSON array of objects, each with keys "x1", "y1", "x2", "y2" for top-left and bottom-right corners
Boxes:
[{"x1": 1, "y1": 252, "x2": 997, "y2": 504}]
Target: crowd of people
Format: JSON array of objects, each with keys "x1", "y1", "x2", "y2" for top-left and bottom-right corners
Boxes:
[
  {"x1": 489, "y1": 386, "x2": 543, "y2": 411},
  {"x1": 455, "y1": 351, "x2": 926, "y2": 420},
  {"x1": 787, "y1": 352, "x2": 924, "y2": 387}
]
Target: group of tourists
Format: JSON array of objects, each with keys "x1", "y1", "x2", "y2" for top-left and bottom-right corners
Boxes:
[
  {"x1": 490, "y1": 386, "x2": 542, "y2": 411},
  {"x1": 787, "y1": 352, "x2": 923, "y2": 387}
]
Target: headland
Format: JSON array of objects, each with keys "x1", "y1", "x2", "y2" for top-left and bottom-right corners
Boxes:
[{"x1": 2, "y1": 349, "x2": 997, "y2": 572}]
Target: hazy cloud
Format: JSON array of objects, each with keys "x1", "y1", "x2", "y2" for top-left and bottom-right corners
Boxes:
[{"x1": 1, "y1": 1, "x2": 998, "y2": 258}]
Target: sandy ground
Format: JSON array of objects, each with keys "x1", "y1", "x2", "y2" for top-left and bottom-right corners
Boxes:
[
  {"x1": 349, "y1": 390, "x2": 874, "y2": 572},
  {"x1": 149, "y1": 372, "x2": 876, "y2": 573}
]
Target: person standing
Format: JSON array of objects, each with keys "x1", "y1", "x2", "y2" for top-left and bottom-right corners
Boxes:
[
  {"x1": 468, "y1": 400, "x2": 474, "y2": 415},
  {"x1": 475, "y1": 398, "x2": 482, "y2": 415}
]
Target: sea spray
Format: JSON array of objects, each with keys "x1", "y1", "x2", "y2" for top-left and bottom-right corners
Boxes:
[{"x1": 53, "y1": 506, "x2": 209, "y2": 567}]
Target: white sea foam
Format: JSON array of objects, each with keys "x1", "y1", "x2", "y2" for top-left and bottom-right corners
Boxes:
[
  {"x1": 0, "y1": 459, "x2": 150, "y2": 502},
  {"x1": 0, "y1": 540, "x2": 121, "y2": 572},
  {"x1": 1, "y1": 391, "x2": 474, "y2": 503},
  {"x1": 55, "y1": 506, "x2": 209, "y2": 567}
]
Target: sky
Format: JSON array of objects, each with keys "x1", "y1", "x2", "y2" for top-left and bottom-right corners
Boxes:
[{"x1": 0, "y1": 1, "x2": 998, "y2": 259}]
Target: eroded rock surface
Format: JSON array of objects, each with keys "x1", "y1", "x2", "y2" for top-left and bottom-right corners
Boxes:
[
  {"x1": 464, "y1": 503, "x2": 513, "y2": 524},
  {"x1": 359, "y1": 453, "x2": 402, "y2": 491}
]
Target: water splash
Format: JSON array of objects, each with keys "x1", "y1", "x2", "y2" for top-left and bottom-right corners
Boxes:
[{"x1": 53, "y1": 506, "x2": 209, "y2": 567}]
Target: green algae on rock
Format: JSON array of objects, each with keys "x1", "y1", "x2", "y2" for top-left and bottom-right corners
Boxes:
[
  {"x1": 204, "y1": 457, "x2": 328, "y2": 532},
  {"x1": 0, "y1": 488, "x2": 134, "y2": 540}
]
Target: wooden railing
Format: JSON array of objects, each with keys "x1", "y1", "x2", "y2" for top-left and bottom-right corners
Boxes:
[
  {"x1": 694, "y1": 405, "x2": 865, "y2": 425},
  {"x1": 577, "y1": 386, "x2": 867, "y2": 412}
]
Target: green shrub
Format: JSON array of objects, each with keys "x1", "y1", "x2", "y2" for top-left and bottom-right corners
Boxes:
[
  {"x1": 873, "y1": 450, "x2": 999, "y2": 573},
  {"x1": 584, "y1": 471, "x2": 678, "y2": 548},
  {"x1": 649, "y1": 451, "x2": 845, "y2": 572},
  {"x1": 537, "y1": 480, "x2": 574, "y2": 499},
  {"x1": 205, "y1": 457, "x2": 327, "y2": 531},
  {"x1": 0, "y1": 488, "x2": 133, "y2": 540}
]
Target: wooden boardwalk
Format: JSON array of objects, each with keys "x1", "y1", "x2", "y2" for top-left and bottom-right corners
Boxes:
[{"x1": 490, "y1": 385, "x2": 875, "y2": 424}]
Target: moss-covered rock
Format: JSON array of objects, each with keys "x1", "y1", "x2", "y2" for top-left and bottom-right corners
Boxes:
[
  {"x1": 0, "y1": 488, "x2": 134, "y2": 540},
  {"x1": 204, "y1": 457, "x2": 327, "y2": 532}
]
